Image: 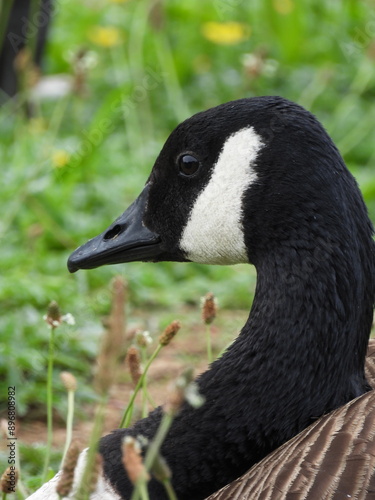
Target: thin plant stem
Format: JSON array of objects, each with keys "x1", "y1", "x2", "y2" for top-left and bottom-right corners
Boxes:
[
  {"x1": 146, "y1": 390, "x2": 156, "y2": 408},
  {"x1": 144, "y1": 412, "x2": 173, "y2": 471},
  {"x1": 41, "y1": 325, "x2": 56, "y2": 484},
  {"x1": 131, "y1": 479, "x2": 150, "y2": 500},
  {"x1": 162, "y1": 479, "x2": 178, "y2": 500},
  {"x1": 142, "y1": 412, "x2": 178, "y2": 500},
  {"x1": 61, "y1": 390, "x2": 75, "y2": 466},
  {"x1": 206, "y1": 324, "x2": 212, "y2": 364},
  {"x1": 120, "y1": 344, "x2": 162, "y2": 428},
  {"x1": 139, "y1": 482, "x2": 149, "y2": 500},
  {"x1": 14, "y1": 441, "x2": 28, "y2": 498},
  {"x1": 75, "y1": 396, "x2": 107, "y2": 499},
  {"x1": 141, "y1": 347, "x2": 148, "y2": 419}
]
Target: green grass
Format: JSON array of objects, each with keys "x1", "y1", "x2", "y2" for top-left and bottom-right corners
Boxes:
[{"x1": 0, "y1": 0, "x2": 374, "y2": 493}]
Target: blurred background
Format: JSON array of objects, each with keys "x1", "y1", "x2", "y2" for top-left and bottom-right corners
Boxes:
[{"x1": 0, "y1": 0, "x2": 374, "y2": 488}]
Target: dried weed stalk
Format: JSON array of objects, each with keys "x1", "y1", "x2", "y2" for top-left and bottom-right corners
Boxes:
[
  {"x1": 201, "y1": 292, "x2": 218, "y2": 363},
  {"x1": 56, "y1": 440, "x2": 81, "y2": 498},
  {"x1": 127, "y1": 346, "x2": 142, "y2": 386},
  {"x1": 120, "y1": 320, "x2": 182, "y2": 428},
  {"x1": 0, "y1": 467, "x2": 19, "y2": 494},
  {"x1": 94, "y1": 276, "x2": 128, "y2": 395}
]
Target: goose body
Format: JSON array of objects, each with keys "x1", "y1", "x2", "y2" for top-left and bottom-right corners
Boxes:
[
  {"x1": 30, "y1": 97, "x2": 374, "y2": 499},
  {"x1": 207, "y1": 339, "x2": 375, "y2": 500}
]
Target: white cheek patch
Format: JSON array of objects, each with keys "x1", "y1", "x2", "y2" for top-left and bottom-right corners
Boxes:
[{"x1": 180, "y1": 126, "x2": 263, "y2": 265}]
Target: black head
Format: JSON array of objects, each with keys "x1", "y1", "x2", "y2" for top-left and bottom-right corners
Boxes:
[{"x1": 68, "y1": 96, "x2": 374, "y2": 274}]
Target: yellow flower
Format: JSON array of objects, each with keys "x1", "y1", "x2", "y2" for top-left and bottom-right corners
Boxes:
[
  {"x1": 202, "y1": 22, "x2": 250, "y2": 45},
  {"x1": 273, "y1": 0, "x2": 294, "y2": 15},
  {"x1": 28, "y1": 117, "x2": 45, "y2": 134},
  {"x1": 52, "y1": 150, "x2": 70, "y2": 168},
  {"x1": 87, "y1": 26, "x2": 123, "y2": 48}
]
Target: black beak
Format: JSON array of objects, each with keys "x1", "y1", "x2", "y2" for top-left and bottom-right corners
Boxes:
[{"x1": 67, "y1": 185, "x2": 162, "y2": 273}]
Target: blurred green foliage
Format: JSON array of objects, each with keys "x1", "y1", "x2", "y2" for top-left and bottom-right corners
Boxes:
[{"x1": 0, "y1": 0, "x2": 374, "y2": 420}]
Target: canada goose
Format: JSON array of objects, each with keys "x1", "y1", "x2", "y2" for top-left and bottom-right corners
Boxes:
[{"x1": 29, "y1": 97, "x2": 375, "y2": 499}]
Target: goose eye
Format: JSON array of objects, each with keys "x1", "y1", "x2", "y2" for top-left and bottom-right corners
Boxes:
[{"x1": 178, "y1": 154, "x2": 200, "y2": 177}]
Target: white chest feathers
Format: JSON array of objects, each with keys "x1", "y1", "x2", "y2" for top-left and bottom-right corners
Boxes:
[{"x1": 180, "y1": 127, "x2": 263, "y2": 265}]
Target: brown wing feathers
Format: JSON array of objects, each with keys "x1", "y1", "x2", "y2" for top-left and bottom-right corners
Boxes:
[{"x1": 365, "y1": 338, "x2": 375, "y2": 387}]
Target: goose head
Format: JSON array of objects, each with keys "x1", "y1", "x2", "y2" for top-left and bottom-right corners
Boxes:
[
  {"x1": 68, "y1": 97, "x2": 373, "y2": 277},
  {"x1": 69, "y1": 102, "x2": 264, "y2": 270},
  {"x1": 68, "y1": 97, "x2": 342, "y2": 271}
]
